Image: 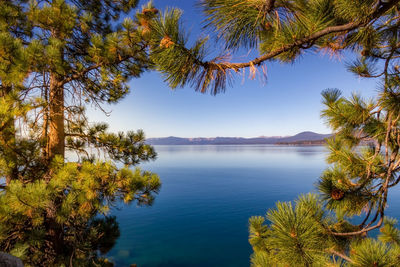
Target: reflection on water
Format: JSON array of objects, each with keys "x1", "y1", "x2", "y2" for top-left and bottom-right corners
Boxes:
[
  {"x1": 107, "y1": 145, "x2": 400, "y2": 267},
  {"x1": 154, "y1": 144, "x2": 325, "y2": 154},
  {"x1": 108, "y1": 145, "x2": 328, "y2": 267},
  {"x1": 147, "y1": 145, "x2": 326, "y2": 171}
]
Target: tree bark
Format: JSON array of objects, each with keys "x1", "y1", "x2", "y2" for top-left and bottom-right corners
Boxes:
[
  {"x1": 45, "y1": 73, "x2": 65, "y2": 257},
  {"x1": 44, "y1": 29, "x2": 66, "y2": 258},
  {"x1": 45, "y1": 201, "x2": 64, "y2": 260},
  {"x1": 47, "y1": 72, "x2": 65, "y2": 161}
]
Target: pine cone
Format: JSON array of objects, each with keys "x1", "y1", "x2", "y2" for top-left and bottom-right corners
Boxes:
[
  {"x1": 142, "y1": 8, "x2": 159, "y2": 16},
  {"x1": 331, "y1": 189, "x2": 344, "y2": 200},
  {"x1": 290, "y1": 229, "x2": 297, "y2": 238},
  {"x1": 139, "y1": 17, "x2": 151, "y2": 36},
  {"x1": 361, "y1": 49, "x2": 370, "y2": 56},
  {"x1": 160, "y1": 35, "x2": 174, "y2": 48},
  {"x1": 264, "y1": 22, "x2": 272, "y2": 30},
  {"x1": 139, "y1": 17, "x2": 149, "y2": 28}
]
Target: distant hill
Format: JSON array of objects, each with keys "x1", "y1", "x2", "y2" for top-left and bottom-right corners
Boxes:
[
  {"x1": 275, "y1": 140, "x2": 328, "y2": 146},
  {"x1": 275, "y1": 131, "x2": 332, "y2": 144},
  {"x1": 146, "y1": 131, "x2": 332, "y2": 145}
]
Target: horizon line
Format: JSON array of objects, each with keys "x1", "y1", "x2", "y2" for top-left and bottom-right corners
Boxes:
[{"x1": 147, "y1": 131, "x2": 332, "y2": 139}]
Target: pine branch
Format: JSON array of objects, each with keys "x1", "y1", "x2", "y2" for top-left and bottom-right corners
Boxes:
[
  {"x1": 212, "y1": 0, "x2": 399, "y2": 70},
  {"x1": 331, "y1": 217, "x2": 384, "y2": 236},
  {"x1": 158, "y1": 0, "x2": 400, "y2": 94},
  {"x1": 61, "y1": 63, "x2": 103, "y2": 85},
  {"x1": 331, "y1": 159, "x2": 393, "y2": 236},
  {"x1": 329, "y1": 249, "x2": 354, "y2": 264}
]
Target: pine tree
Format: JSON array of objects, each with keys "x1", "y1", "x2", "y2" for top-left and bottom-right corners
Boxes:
[
  {"x1": 245, "y1": 1, "x2": 400, "y2": 266},
  {"x1": 0, "y1": 1, "x2": 161, "y2": 265}
]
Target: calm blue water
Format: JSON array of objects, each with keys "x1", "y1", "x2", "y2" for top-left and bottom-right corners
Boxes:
[{"x1": 107, "y1": 145, "x2": 400, "y2": 267}]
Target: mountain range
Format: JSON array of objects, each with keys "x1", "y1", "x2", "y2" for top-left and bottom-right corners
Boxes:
[{"x1": 146, "y1": 131, "x2": 332, "y2": 145}]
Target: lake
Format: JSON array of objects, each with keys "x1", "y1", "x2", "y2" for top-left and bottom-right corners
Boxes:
[{"x1": 107, "y1": 145, "x2": 400, "y2": 267}]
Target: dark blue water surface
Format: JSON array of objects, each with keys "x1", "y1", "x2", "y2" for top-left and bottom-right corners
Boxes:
[{"x1": 107, "y1": 145, "x2": 400, "y2": 267}]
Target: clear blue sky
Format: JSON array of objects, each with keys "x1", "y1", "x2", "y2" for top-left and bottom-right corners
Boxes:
[{"x1": 88, "y1": 0, "x2": 380, "y2": 138}]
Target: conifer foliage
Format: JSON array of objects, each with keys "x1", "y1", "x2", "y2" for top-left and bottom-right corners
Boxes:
[
  {"x1": 244, "y1": 1, "x2": 400, "y2": 266},
  {"x1": 147, "y1": 0, "x2": 400, "y2": 94},
  {"x1": 0, "y1": 1, "x2": 161, "y2": 266}
]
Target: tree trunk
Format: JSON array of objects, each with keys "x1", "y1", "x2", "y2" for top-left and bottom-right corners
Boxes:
[
  {"x1": 44, "y1": 28, "x2": 66, "y2": 259},
  {"x1": 45, "y1": 74, "x2": 65, "y2": 259},
  {"x1": 45, "y1": 201, "x2": 64, "y2": 261},
  {"x1": 47, "y1": 72, "x2": 65, "y2": 161}
]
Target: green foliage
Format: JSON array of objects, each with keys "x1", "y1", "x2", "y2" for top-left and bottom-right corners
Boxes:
[
  {"x1": 250, "y1": 85, "x2": 400, "y2": 264},
  {"x1": 349, "y1": 239, "x2": 400, "y2": 267},
  {"x1": 0, "y1": 1, "x2": 163, "y2": 265},
  {"x1": 247, "y1": 1, "x2": 400, "y2": 265},
  {"x1": 200, "y1": 0, "x2": 267, "y2": 50},
  {"x1": 144, "y1": 5, "x2": 220, "y2": 93},
  {"x1": 379, "y1": 218, "x2": 400, "y2": 246},
  {"x1": 249, "y1": 194, "x2": 337, "y2": 266},
  {"x1": 334, "y1": 0, "x2": 377, "y2": 21},
  {"x1": 266, "y1": 194, "x2": 330, "y2": 265},
  {"x1": 136, "y1": 0, "x2": 400, "y2": 94},
  {"x1": 0, "y1": 161, "x2": 160, "y2": 265}
]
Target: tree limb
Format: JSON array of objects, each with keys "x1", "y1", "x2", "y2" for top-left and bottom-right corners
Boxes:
[
  {"x1": 329, "y1": 249, "x2": 355, "y2": 264},
  {"x1": 210, "y1": 0, "x2": 400, "y2": 70}
]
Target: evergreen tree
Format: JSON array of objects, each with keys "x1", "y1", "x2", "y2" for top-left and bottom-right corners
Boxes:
[
  {"x1": 0, "y1": 1, "x2": 161, "y2": 265},
  {"x1": 245, "y1": 1, "x2": 400, "y2": 266}
]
